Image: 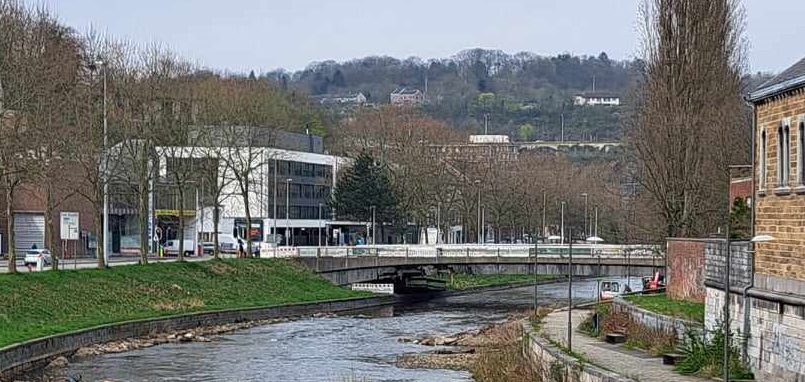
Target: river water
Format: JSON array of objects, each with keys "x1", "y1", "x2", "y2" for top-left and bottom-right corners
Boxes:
[{"x1": 60, "y1": 278, "x2": 641, "y2": 382}]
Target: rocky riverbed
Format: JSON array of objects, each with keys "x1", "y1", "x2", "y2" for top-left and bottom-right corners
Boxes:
[
  {"x1": 395, "y1": 312, "x2": 529, "y2": 373},
  {"x1": 71, "y1": 316, "x2": 301, "y2": 358}
]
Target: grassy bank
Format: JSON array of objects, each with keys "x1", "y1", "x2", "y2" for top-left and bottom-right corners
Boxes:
[
  {"x1": 437, "y1": 274, "x2": 559, "y2": 290},
  {"x1": 624, "y1": 294, "x2": 705, "y2": 323},
  {"x1": 0, "y1": 259, "x2": 369, "y2": 348}
]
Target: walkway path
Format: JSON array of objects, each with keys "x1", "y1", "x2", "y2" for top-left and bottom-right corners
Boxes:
[{"x1": 540, "y1": 309, "x2": 704, "y2": 382}]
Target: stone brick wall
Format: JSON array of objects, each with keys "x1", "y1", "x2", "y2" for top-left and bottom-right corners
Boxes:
[
  {"x1": 666, "y1": 239, "x2": 706, "y2": 302},
  {"x1": 754, "y1": 89, "x2": 805, "y2": 283},
  {"x1": 706, "y1": 287, "x2": 805, "y2": 381},
  {"x1": 666, "y1": 238, "x2": 751, "y2": 303},
  {"x1": 704, "y1": 240, "x2": 752, "y2": 287},
  {"x1": 613, "y1": 297, "x2": 703, "y2": 341},
  {"x1": 522, "y1": 322, "x2": 635, "y2": 382}
]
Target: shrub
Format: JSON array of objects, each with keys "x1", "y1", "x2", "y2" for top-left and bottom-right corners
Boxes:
[{"x1": 674, "y1": 326, "x2": 753, "y2": 380}]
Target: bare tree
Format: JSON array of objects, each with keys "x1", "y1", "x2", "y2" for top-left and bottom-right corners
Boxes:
[{"x1": 628, "y1": 0, "x2": 748, "y2": 237}]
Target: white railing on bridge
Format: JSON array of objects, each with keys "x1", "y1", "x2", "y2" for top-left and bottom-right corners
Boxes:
[
  {"x1": 260, "y1": 243, "x2": 662, "y2": 259},
  {"x1": 351, "y1": 283, "x2": 395, "y2": 294}
]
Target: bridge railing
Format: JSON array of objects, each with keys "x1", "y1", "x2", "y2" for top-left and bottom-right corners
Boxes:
[{"x1": 264, "y1": 244, "x2": 662, "y2": 259}]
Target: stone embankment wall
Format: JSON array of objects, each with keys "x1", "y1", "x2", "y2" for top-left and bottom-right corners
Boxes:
[
  {"x1": 522, "y1": 322, "x2": 635, "y2": 382},
  {"x1": 0, "y1": 296, "x2": 394, "y2": 381},
  {"x1": 612, "y1": 296, "x2": 703, "y2": 341}
]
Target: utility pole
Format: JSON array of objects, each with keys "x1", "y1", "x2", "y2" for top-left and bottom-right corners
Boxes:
[
  {"x1": 567, "y1": 226, "x2": 574, "y2": 351},
  {"x1": 560, "y1": 201, "x2": 566, "y2": 244},
  {"x1": 484, "y1": 113, "x2": 490, "y2": 135},
  {"x1": 542, "y1": 190, "x2": 547, "y2": 237},
  {"x1": 582, "y1": 193, "x2": 588, "y2": 238}
]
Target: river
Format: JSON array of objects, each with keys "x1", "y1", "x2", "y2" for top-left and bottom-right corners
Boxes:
[{"x1": 59, "y1": 278, "x2": 641, "y2": 382}]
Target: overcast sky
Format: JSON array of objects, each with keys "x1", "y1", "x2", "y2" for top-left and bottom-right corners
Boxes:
[{"x1": 35, "y1": 0, "x2": 805, "y2": 74}]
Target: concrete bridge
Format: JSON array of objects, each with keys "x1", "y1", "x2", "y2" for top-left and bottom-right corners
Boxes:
[{"x1": 264, "y1": 244, "x2": 665, "y2": 286}]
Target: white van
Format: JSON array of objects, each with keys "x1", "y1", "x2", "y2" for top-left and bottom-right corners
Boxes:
[{"x1": 164, "y1": 239, "x2": 196, "y2": 256}]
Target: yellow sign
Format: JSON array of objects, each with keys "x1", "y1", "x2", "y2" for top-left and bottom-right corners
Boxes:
[{"x1": 155, "y1": 209, "x2": 196, "y2": 217}]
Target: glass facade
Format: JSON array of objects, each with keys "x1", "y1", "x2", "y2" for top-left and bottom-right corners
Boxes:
[{"x1": 267, "y1": 159, "x2": 333, "y2": 220}]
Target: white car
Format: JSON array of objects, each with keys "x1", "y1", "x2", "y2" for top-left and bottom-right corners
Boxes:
[{"x1": 23, "y1": 249, "x2": 52, "y2": 267}]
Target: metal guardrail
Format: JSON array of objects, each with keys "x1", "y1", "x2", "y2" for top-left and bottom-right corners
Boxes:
[{"x1": 262, "y1": 244, "x2": 663, "y2": 259}]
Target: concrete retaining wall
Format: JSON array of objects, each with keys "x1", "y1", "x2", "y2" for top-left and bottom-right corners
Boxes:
[
  {"x1": 612, "y1": 296, "x2": 703, "y2": 341},
  {"x1": 522, "y1": 322, "x2": 636, "y2": 382},
  {"x1": 0, "y1": 296, "x2": 394, "y2": 380}
]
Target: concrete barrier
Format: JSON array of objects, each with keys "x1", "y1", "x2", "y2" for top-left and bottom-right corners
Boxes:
[
  {"x1": 612, "y1": 295, "x2": 703, "y2": 341},
  {"x1": 522, "y1": 321, "x2": 636, "y2": 382},
  {"x1": 0, "y1": 296, "x2": 394, "y2": 380}
]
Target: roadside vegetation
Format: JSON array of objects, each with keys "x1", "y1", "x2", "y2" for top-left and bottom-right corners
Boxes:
[
  {"x1": 624, "y1": 294, "x2": 705, "y2": 323},
  {"x1": 437, "y1": 273, "x2": 559, "y2": 290},
  {"x1": 0, "y1": 259, "x2": 369, "y2": 348}
]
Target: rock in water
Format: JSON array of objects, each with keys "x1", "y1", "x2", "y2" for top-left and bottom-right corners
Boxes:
[{"x1": 46, "y1": 355, "x2": 69, "y2": 368}]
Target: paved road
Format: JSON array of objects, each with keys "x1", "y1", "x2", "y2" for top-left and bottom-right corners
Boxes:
[
  {"x1": 541, "y1": 308, "x2": 701, "y2": 382},
  {"x1": 0, "y1": 254, "x2": 217, "y2": 273}
]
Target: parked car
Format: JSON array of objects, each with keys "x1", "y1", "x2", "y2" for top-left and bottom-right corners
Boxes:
[
  {"x1": 164, "y1": 239, "x2": 196, "y2": 256},
  {"x1": 24, "y1": 249, "x2": 52, "y2": 267},
  {"x1": 599, "y1": 280, "x2": 622, "y2": 300},
  {"x1": 201, "y1": 242, "x2": 215, "y2": 255}
]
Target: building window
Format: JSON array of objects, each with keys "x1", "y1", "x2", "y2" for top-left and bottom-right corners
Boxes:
[
  {"x1": 760, "y1": 130, "x2": 766, "y2": 189},
  {"x1": 778, "y1": 123, "x2": 791, "y2": 187},
  {"x1": 799, "y1": 121, "x2": 805, "y2": 185}
]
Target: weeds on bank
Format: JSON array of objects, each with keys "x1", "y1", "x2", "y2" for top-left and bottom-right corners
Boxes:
[
  {"x1": 578, "y1": 303, "x2": 676, "y2": 356},
  {"x1": 675, "y1": 326, "x2": 753, "y2": 380},
  {"x1": 471, "y1": 315, "x2": 541, "y2": 382}
]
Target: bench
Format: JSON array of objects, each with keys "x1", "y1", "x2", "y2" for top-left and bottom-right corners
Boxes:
[{"x1": 605, "y1": 333, "x2": 626, "y2": 344}]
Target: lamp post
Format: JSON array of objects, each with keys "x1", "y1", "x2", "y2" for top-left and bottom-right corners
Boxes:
[
  {"x1": 370, "y1": 205, "x2": 376, "y2": 245},
  {"x1": 560, "y1": 201, "x2": 566, "y2": 244},
  {"x1": 723, "y1": 164, "x2": 751, "y2": 382},
  {"x1": 587, "y1": 236, "x2": 604, "y2": 306},
  {"x1": 285, "y1": 178, "x2": 292, "y2": 246},
  {"x1": 582, "y1": 193, "x2": 588, "y2": 238},
  {"x1": 567, "y1": 226, "x2": 574, "y2": 350},
  {"x1": 476, "y1": 180, "x2": 482, "y2": 244},
  {"x1": 318, "y1": 202, "x2": 323, "y2": 247},
  {"x1": 89, "y1": 60, "x2": 109, "y2": 267}
]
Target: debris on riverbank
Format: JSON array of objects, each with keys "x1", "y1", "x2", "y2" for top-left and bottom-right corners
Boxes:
[
  {"x1": 72, "y1": 316, "x2": 302, "y2": 357},
  {"x1": 396, "y1": 311, "x2": 541, "y2": 381}
]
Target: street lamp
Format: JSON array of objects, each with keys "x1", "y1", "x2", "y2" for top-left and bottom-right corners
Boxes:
[
  {"x1": 89, "y1": 60, "x2": 109, "y2": 267},
  {"x1": 587, "y1": 236, "x2": 604, "y2": 307},
  {"x1": 318, "y1": 202, "x2": 323, "y2": 247},
  {"x1": 582, "y1": 193, "x2": 588, "y2": 238},
  {"x1": 370, "y1": 205, "x2": 376, "y2": 245},
  {"x1": 475, "y1": 180, "x2": 482, "y2": 244},
  {"x1": 285, "y1": 178, "x2": 292, "y2": 247},
  {"x1": 567, "y1": 226, "x2": 574, "y2": 350},
  {"x1": 560, "y1": 201, "x2": 566, "y2": 244},
  {"x1": 723, "y1": 164, "x2": 751, "y2": 382}
]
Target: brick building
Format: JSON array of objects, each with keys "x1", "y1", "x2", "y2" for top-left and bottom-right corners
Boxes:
[
  {"x1": 0, "y1": 163, "x2": 97, "y2": 258},
  {"x1": 705, "y1": 56, "x2": 805, "y2": 381}
]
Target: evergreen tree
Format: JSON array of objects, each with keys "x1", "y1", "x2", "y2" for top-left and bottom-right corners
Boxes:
[{"x1": 331, "y1": 152, "x2": 398, "y2": 224}]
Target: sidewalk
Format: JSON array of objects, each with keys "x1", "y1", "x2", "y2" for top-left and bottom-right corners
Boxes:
[{"x1": 540, "y1": 309, "x2": 703, "y2": 382}]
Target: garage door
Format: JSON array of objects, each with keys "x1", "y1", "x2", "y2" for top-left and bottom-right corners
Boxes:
[{"x1": 14, "y1": 213, "x2": 45, "y2": 254}]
